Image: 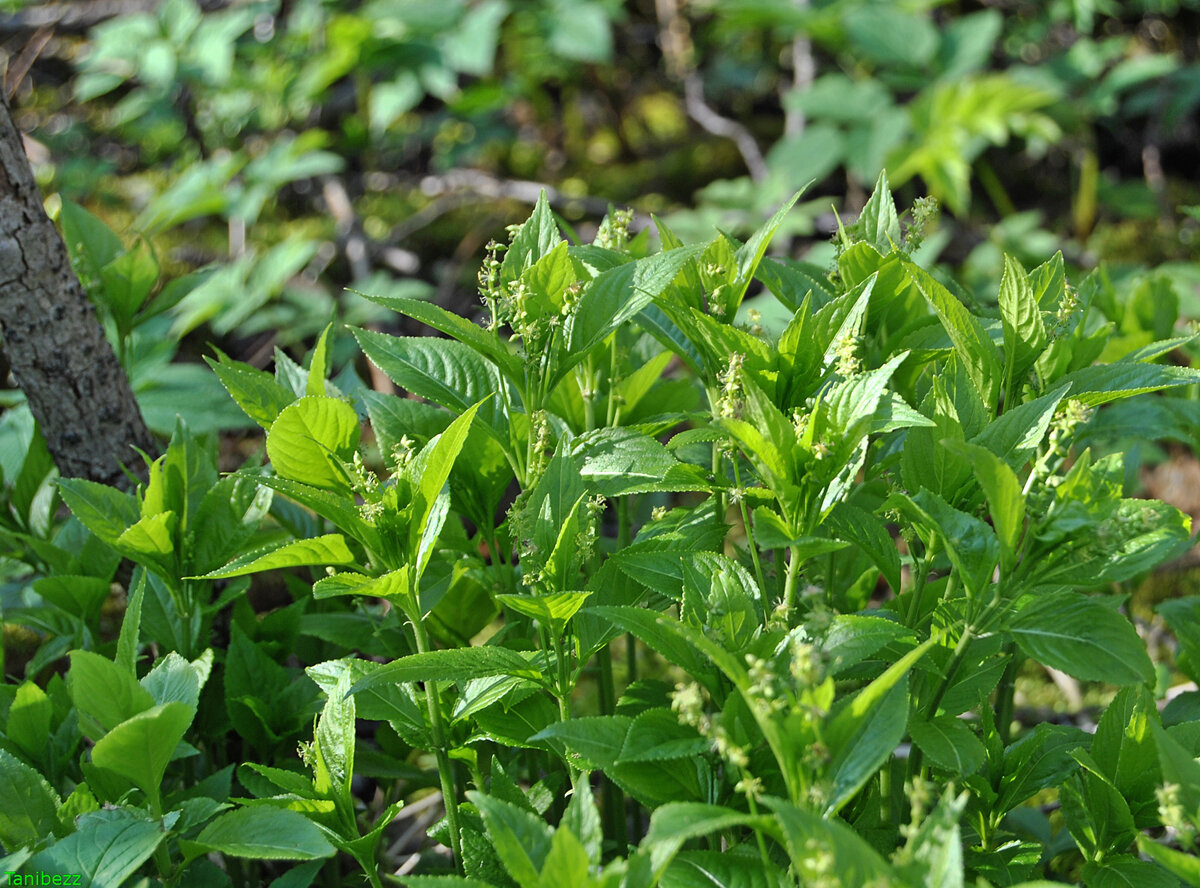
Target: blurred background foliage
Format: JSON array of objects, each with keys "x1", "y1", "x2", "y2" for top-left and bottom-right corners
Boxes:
[{"x1": 0, "y1": 0, "x2": 1199, "y2": 427}]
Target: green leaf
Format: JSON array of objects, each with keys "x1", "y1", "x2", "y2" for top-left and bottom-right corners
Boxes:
[
  {"x1": 910, "y1": 714, "x2": 986, "y2": 775},
  {"x1": 497, "y1": 592, "x2": 592, "y2": 633},
  {"x1": 536, "y1": 827, "x2": 591, "y2": 888},
  {"x1": 68, "y1": 650, "x2": 156, "y2": 739},
  {"x1": 532, "y1": 716, "x2": 630, "y2": 770},
  {"x1": 116, "y1": 570, "x2": 146, "y2": 676},
  {"x1": 0, "y1": 748, "x2": 60, "y2": 849},
  {"x1": 188, "y1": 807, "x2": 336, "y2": 860},
  {"x1": 583, "y1": 606, "x2": 719, "y2": 696},
  {"x1": 205, "y1": 350, "x2": 296, "y2": 430},
  {"x1": 642, "y1": 803, "x2": 775, "y2": 880},
  {"x1": 59, "y1": 200, "x2": 123, "y2": 292},
  {"x1": 998, "y1": 254, "x2": 1047, "y2": 380},
  {"x1": 196, "y1": 534, "x2": 356, "y2": 579},
  {"x1": 1007, "y1": 591, "x2": 1154, "y2": 686},
  {"x1": 266, "y1": 396, "x2": 361, "y2": 491},
  {"x1": 824, "y1": 637, "x2": 935, "y2": 813},
  {"x1": 1052, "y1": 363, "x2": 1200, "y2": 406},
  {"x1": 410, "y1": 402, "x2": 481, "y2": 576},
  {"x1": 250, "y1": 474, "x2": 380, "y2": 551},
  {"x1": 566, "y1": 244, "x2": 709, "y2": 372},
  {"x1": 997, "y1": 723, "x2": 1089, "y2": 813},
  {"x1": 1136, "y1": 835, "x2": 1200, "y2": 887},
  {"x1": 352, "y1": 327, "x2": 500, "y2": 415},
  {"x1": 942, "y1": 440, "x2": 1025, "y2": 562},
  {"x1": 348, "y1": 647, "x2": 543, "y2": 693},
  {"x1": 821, "y1": 615, "x2": 915, "y2": 675},
  {"x1": 730, "y1": 191, "x2": 803, "y2": 310},
  {"x1": 1090, "y1": 685, "x2": 1160, "y2": 822},
  {"x1": 859, "y1": 170, "x2": 901, "y2": 252},
  {"x1": 575, "y1": 428, "x2": 709, "y2": 497},
  {"x1": 305, "y1": 323, "x2": 334, "y2": 397},
  {"x1": 355, "y1": 292, "x2": 524, "y2": 382},
  {"x1": 501, "y1": 191, "x2": 563, "y2": 282},
  {"x1": 28, "y1": 808, "x2": 164, "y2": 886},
  {"x1": 469, "y1": 791, "x2": 553, "y2": 888},
  {"x1": 764, "y1": 798, "x2": 896, "y2": 886},
  {"x1": 902, "y1": 256, "x2": 1001, "y2": 408},
  {"x1": 57, "y1": 478, "x2": 140, "y2": 546},
  {"x1": 972, "y1": 385, "x2": 1069, "y2": 468},
  {"x1": 90, "y1": 701, "x2": 195, "y2": 798}
]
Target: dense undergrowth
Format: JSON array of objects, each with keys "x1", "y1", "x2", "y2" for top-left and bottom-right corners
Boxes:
[{"x1": 4, "y1": 178, "x2": 1200, "y2": 886}]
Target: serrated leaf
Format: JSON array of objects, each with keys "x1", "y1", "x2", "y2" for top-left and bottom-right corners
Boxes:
[
  {"x1": 266, "y1": 396, "x2": 360, "y2": 490},
  {"x1": 909, "y1": 714, "x2": 986, "y2": 775},
  {"x1": 859, "y1": 170, "x2": 901, "y2": 252},
  {"x1": 348, "y1": 647, "x2": 543, "y2": 694},
  {"x1": 90, "y1": 702, "x2": 195, "y2": 798},
  {"x1": 1008, "y1": 591, "x2": 1153, "y2": 686},
  {"x1": 205, "y1": 351, "x2": 297, "y2": 429},
  {"x1": 189, "y1": 807, "x2": 336, "y2": 860},
  {"x1": 0, "y1": 748, "x2": 60, "y2": 849},
  {"x1": 354, "y1": 292, "x2": 524, "y2": 381},
  {"x1": 195, "y1": 534, "x2": 355, "y2": 579},
  {"x1": 352, "y1": 327, "x2": 500, "y2": 415}
]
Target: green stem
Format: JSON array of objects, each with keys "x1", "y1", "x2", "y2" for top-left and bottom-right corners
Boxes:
[
  {"x1": 909, "y1": 618, "x2": 972, "y2": 779},
  {"x1": 994, "y1": 643, "x2": 1020, "y2": 746},
  {"x1": 618, "y1": 497, "x2": 638, "y2": 687},
  {"x1": 411, "y1": 611, "x2": 465, "y2": 874},
  {"x1": 596, "y1": 645, "x2": 628, "y2": 850},
  {"x1": 903, "y1": 551, "x2": 931, "y2": 629},
  {"x1": 782, "y1": 544, "x2": 801, "y2": 618},
  {"x1": 149, "y1": 790, "x2": 174, "y2": 883},
  {"x1": 731, "y1": 457, "x2": 767, "y2": 596}
]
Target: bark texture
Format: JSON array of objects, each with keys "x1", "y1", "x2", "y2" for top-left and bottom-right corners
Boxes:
[{"x1": 0, "y1": 97, "x2": 154, "y2": 485}]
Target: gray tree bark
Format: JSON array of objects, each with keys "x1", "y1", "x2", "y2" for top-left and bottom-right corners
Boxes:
[{"x1": 0, "y1": 96, "x2": 154, "y2": 485}]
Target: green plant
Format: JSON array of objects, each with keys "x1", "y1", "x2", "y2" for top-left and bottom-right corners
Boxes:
[{"x1": 8, "y1": 181, "x2": 1177, "y2": 885}]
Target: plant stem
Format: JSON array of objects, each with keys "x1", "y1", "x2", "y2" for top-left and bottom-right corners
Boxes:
[
  {"x1": 596, "y1": 644, "x2": 628, "y2": 850},
  {"x1": 410, "y1": 610, "x2": 465, "y2": 874},
  {"x1": 618, "y1": 497, "x2": 638, "y2": 685},
  {"x1": 731, "y1": 457, "x2": 766, "y2": 596},
  {"x1": 994, "y1": 643, "x2": 1020, "y2": 746},
  {"x1": 782, "y1": 544, "x2": 801, "y2": 618}
]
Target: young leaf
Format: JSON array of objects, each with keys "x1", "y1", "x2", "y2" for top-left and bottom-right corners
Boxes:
[
  {"x1": 266, "y1": 396, "x2": 361, "y2": 491},
  {"x1": 305, "y1": 323, "x2": 334, "y2": 397},
  {"x1": 116, "y1": 570, "x2": 146, "y2": 675},
  {"x1": 859, "y1": 170, "x2": 901, "y2": 253},
  {"x1": 90, "y1": 701, "x2": 195, "y2": 798},
  {"x1": 942, "y1": 440, "x2": 1025, "y2": 563},
  {"x1": 902, "y1": 256, "x2": 1002, "y2": 408},
  {"x1": 998, "y1": 254, "x2": 1047, "y2": 380},
  {"x1": 564, "y1": 243, "x2": 709, "y2": 377},
  {"x1": 352, "y1": 327, "x2": 500, "y2": 416},
  {"x1": 469, "y1": 791, "x2": 554, "y2": 888},
  {"x1": 68, "y1": 650, "x2": 156, "y2": 739},
  {"x1": 205, "y1": 350, "x2": 295, "y2": 430}
]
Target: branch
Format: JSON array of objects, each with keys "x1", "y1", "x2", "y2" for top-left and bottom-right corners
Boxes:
[{"x1": 656, "y1": 0, "x2": 767, "y2": 184}]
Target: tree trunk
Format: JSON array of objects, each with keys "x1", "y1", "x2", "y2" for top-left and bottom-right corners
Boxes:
[{"x1": 0, "y1": 96, "x2": 154, "y2": 486}]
